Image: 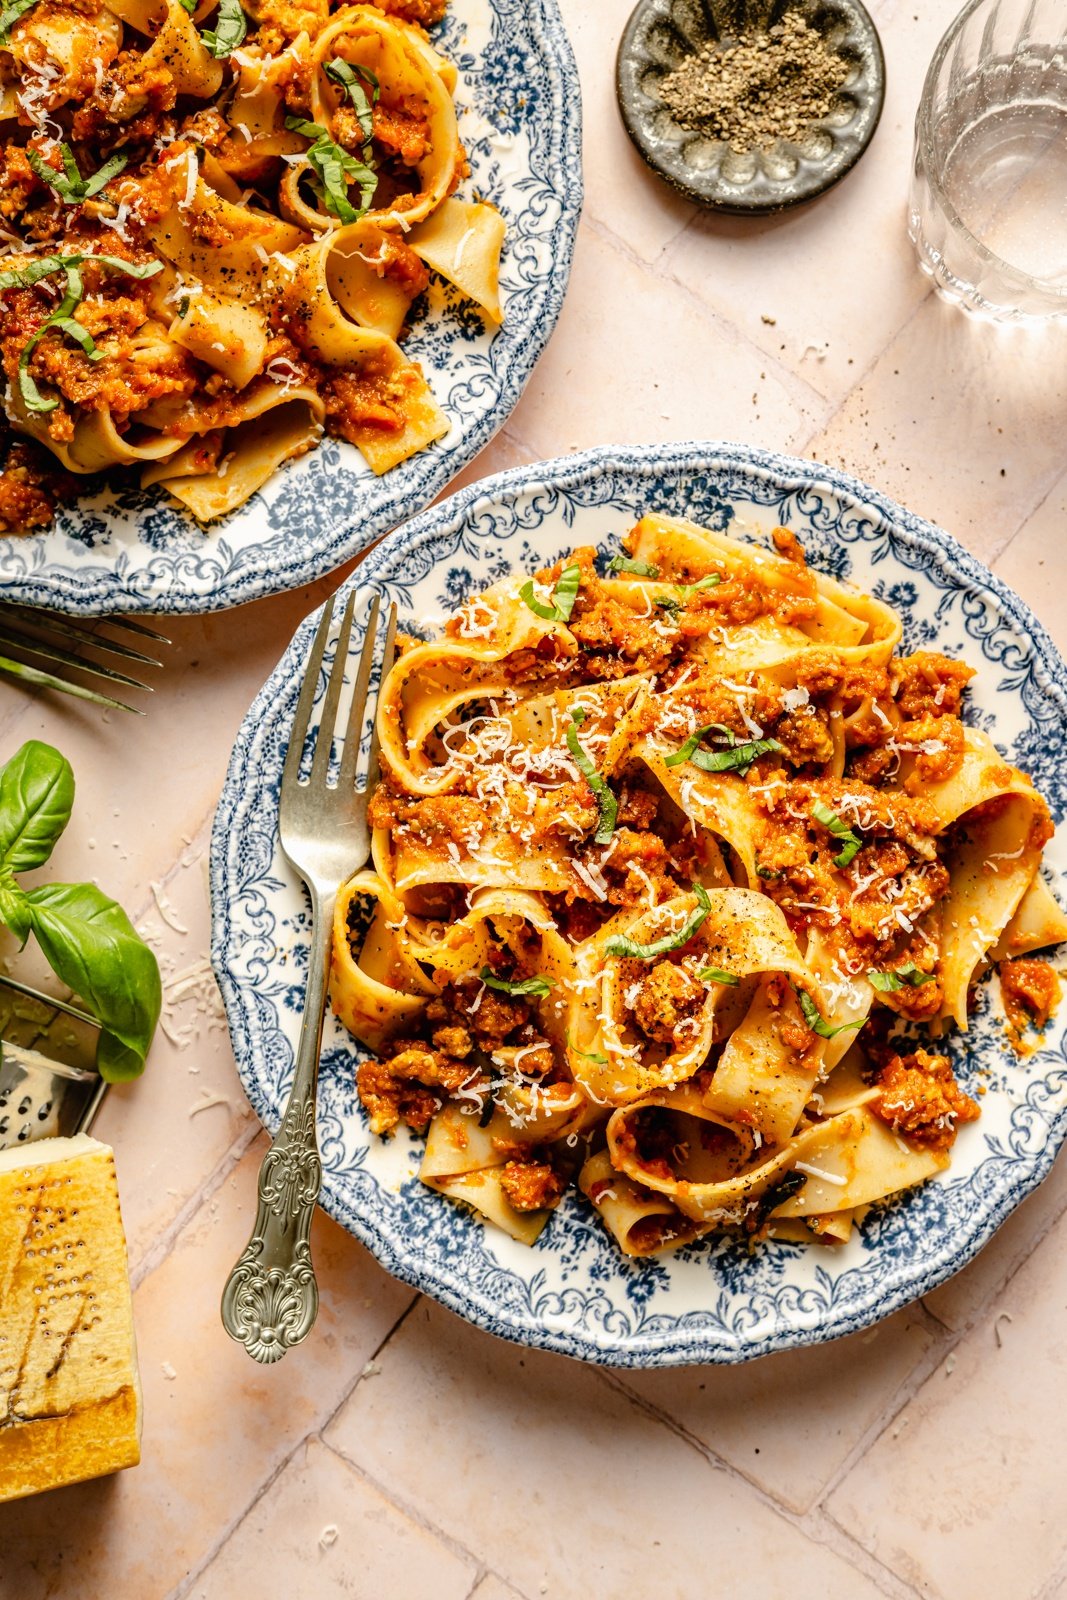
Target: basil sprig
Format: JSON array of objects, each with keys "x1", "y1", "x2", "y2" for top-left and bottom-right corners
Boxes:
[
  {"x1": 479, "y1": 967, "x2": 554, "y2": 998},
  {"x1": 519, "y1": 562, "x2": 581, "y2": 624},
  {"x1": 608, "y1": 555, "x2": 659, "y2": 578},
  {"x1": 285, "y1": 116, "x2": 375, "y2": 223},
  {"x1": 566, "y1": 708, "x2": 617, "y2": 845},
  {"x1": 0, "y1": 0, "x2": 40, "y2": 41},
  {"x1": 869, "y1": 964, "x2": 936, "y2": 993},
  {"x1": 200, "y1": 0, "x2": 247, "y2": 56},
  {"x1": 0, "y1": 742, "x2": 161, "y2": 1081},
  {"x1": 28, "y1": 144, "x2": 127, "y2": 205},
  {"x1": 0, "y1": 253, "x2": 162, "y2": 414},
  {"x1": 663, "y1": 722, "x2": 783, "y2": 776},
  {"x1": 811, "y1": 800, "x2": 862, "y2": 868},
  {"x1": 605, "y1": 884, "x2": 711, "y2": 961},
  {"x1": 797, "y1": 988, "x2": 864, "y2": 1040},
  {"x1": 674, "y1": 572, "x2": 722, "y2": 601},
  {"x1": 697, "y1": 966, "x2": 739, "y2": 986}
]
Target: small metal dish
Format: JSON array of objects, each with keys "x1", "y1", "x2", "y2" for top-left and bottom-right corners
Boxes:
[{"x1": 617, "y1": 0, "x2": 886, "y2": 215}]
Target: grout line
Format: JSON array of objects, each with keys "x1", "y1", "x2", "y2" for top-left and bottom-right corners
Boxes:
[
  {"x1": 581, "y1": 212, "x2": 835, "y2": 422},
  {"x1": 595, "y1": 1365, "x2": 920, "y2": 1600},
  {"x1": 129, "y1": 1118, "x2": 261, "y2": 1290},
  {"x1": 166, "y1": 1293, "x2": 421, "y2": 1600},
  {"x1": 988, "y1": 467, "x2": 1065, "y2": 571}
]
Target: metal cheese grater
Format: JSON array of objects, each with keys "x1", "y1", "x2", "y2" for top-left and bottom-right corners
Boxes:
[{"x1": 0, "y1": 974, "x2": 106, "y2": 1153}]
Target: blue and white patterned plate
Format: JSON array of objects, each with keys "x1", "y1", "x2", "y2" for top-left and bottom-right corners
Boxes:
[
  {"x1": 210, "y1": 442, "x2": 1067, "y2": 1365},
  {"x1": 0, "y1": 0, "x2": 581, "y2": 617}
]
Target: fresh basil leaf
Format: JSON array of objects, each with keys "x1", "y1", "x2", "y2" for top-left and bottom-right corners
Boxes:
[
  {"x1": 689, "y1": 737, "x2": 783, "y2": 775},
  {"x1": 479, "y1": 966, "x2": 554, "y2": 998},
  {"x1": 21, "y1": 881, "x2": 161, "y2": 1080},
  {"x1": 811, "y1": 800, "x2": 863, "y2": 869},
  {"x1": 869, "y1": 964, "x2": 936, "y2": 993},
  {"x1": 697, "y1": 966, "x2": 739, "y2": 986},
  {"x1": 608, "y1": 555, "x2": 659, "y2": 578},
  {"x1": 566, "y1": 709, "x2": 617, "y2": 845},
  {"x1": 662, "y1": 722, "x2": 734, "y2": 769},
  {"x1": 284, "y1": 115, "x2": 373, "y2": 222},
  {"x1": 325, "y1": 57, "x2": 379, "y2": 144},
  {"x1": 0, "y1": 741, "x2": 74, "y2": 874},
  {"x1": 748, "y1": 1168, "x2": 807, "y2": 1232},
  {"x1": 519, "y1": 561, "x2": 581, "y2": 625},
  {"x1": 606, "y1": 884, "x2": 711, "y2": 961},
  {"x1": 27, "y1": 145, "x2": 127, "y2": 204},
  {"x1": 0, "y1": 0, "x2": 40, "y2": 41},
  {"x1": 798, "y1": 987, "x2": 865, "y2": 1040},
  {"x1": 177, "y1": 0, "x2": 196, "y2": 11},
  {"x1": 200, "y1": 0, "x2": 247, "y2": 56}
]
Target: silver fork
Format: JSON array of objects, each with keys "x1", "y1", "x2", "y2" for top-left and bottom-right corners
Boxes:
[
  {"x1": 221, "y1": 587, "x2": 396, "y2": 1364},
  {"x1": 0, "y1": 603, "x2": 168, "y2": 713}
]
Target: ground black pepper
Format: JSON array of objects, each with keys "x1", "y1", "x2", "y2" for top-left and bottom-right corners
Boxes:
[{"x1": 659, "y1": 12, "x2": 850, "y2": 155}]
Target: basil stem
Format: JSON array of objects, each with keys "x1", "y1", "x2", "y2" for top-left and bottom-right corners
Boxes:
[
  {"x1": 797, "y1": 987, "x2": 865, "y2": 1040},
  {"x1": 811, "y1": 800, "x2": 862, "y2": 868},
  {"x1": 869, "y1": 964, "x2": 936, "y2": 993},
  {"x1": 608, "y1": 555, "x2": 659, "y2": 578},
  {"x1": 697, "y1": 966, "x2": 739, "y2": 986},
  {"x1": 200, "y1": 0, "x2": 247, "y2": 56},
  {"x1": 519, "y1": 562, "x2": 581, "y2": 624},
  {"x1": 605, "y1": 884, "x2": 712, "y2": 961},
  {"x1": 566, "y1": 708, "x2": 617, "y2": 845},
  {"x1": 479, "y1": 966, "x2": 554, "y2": 998}
]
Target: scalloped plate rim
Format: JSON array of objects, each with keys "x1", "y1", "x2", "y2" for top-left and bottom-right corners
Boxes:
[{"x1": 210, "y1": 439, "x2": 1067, "y2": 1365}]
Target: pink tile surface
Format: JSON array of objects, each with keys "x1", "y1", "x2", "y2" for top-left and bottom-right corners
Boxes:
[{"x1": 3, "y1": 1, "x2": 1067, "y2": 1597}]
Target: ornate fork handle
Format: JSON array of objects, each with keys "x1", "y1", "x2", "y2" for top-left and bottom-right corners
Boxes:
[{"x1": 221, "y1": 885, "x2": 330, "y2": 1363}]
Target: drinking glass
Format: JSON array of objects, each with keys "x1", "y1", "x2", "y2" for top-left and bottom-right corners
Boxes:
[{"x1": 909, "y1": 0, "x2": 1067, "y2": 320}]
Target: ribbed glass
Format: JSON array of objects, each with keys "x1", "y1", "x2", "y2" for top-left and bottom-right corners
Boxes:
[{"x1": 908, "y1": 0, "x2": 1067, "y2": 320}]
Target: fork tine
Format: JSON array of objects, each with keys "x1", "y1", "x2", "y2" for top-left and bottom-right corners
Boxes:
[
  {"x1": 309, "y1": 590, "x2": 356, "y2": 790},
  {"x1": 282, "y1": 595, "x2": 335, "y2": 798},
  {"x1": 1, "y1": 606, "x2": 165, "y2": 667},
  {"x1": 0, "y1": 652, "x2": 141, "y2": 713},
  {"x1": 362, "y1": 601, "x2": 397, "y2": 796},
  {"x1": 0, "y1": 624, "x2": 150, "y2": 690},
  {"x1": 337, "y1": 593, "x2": 381, "y2": 793}
]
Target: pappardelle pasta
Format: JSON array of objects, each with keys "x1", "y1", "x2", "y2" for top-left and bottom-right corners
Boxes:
[
  {"x1": 331, "y1": 513, "x2": 1066, "y2": 1256},
  {"x1": 0, "y1": 0, "x2": 503, "y2": 529}
]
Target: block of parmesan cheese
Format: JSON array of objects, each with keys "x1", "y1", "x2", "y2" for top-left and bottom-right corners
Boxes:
[{"x1": 0, "y1": 1135, "x2": 142, "y2": 1503}]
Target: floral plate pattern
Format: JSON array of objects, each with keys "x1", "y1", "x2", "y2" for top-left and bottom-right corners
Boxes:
[
  {"x1": 0, "y1": 0, "x2": 581, "y2": 617},
  {"x1": 210, "y1": 442, "x2": 1067, "y2": 1366}
]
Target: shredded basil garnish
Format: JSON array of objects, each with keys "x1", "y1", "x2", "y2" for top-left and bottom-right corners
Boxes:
[
  {"x1": 2, "y1": 254, "x2": 163, "y2": 415},
  {"x1": 566, "y1": 708, "x2": 617, "y2": 845},
  {"x1": 811, "y1": 800, "x2": 863, "y2": 868},
  {"x1": 568, "y1": 1034, "x2": 608, "y2": 1065},
  {"x1": 519, "y1": 562, "x2": 581, "y2": 624},
  {"x1": 673, "y1": 572, "x2": 722, "y2": 601},
  {"x1": 0, "y1": 0, "x2": 40, "y2": 41},
  {"x1": 285, "y1": 116, "x2": 375, "y2": 223},
  {"x1": 869, "y1": 964, "x2": 936, "y2": 993},
  {"x1": 608, "y1": 554, "x2": 659, "y2": 578},
  {"x1": 325, "y1": 57, "x2": 380, "y2": 144},
  {"x1": 200, "y1": 0, "x2": 247, "y2": 56},
  {"x1": 479, "y1": 967, "x2": 554, "y2": 998},
  {"x1": 664, "y1": 722, "x2": 782, "y2": 776},
  {"x1": 177, "y1": 0, "x2": 196, "y2": 11},
  {"x1": 748, "y1": 1168, "x2": 807, "y2": 1232},
  {"x1": 27, "y1": 145, "x2": 127, "y2": 206},
  {"x1": 605, "y1": 884, "x2": 711, "y2": 961},
  {"x1": 798, "y1": 987, "x2": 865, "y2": 1040},
  {"x1": 697, "y1": 966, "x2": 739, "y2": 986}
]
